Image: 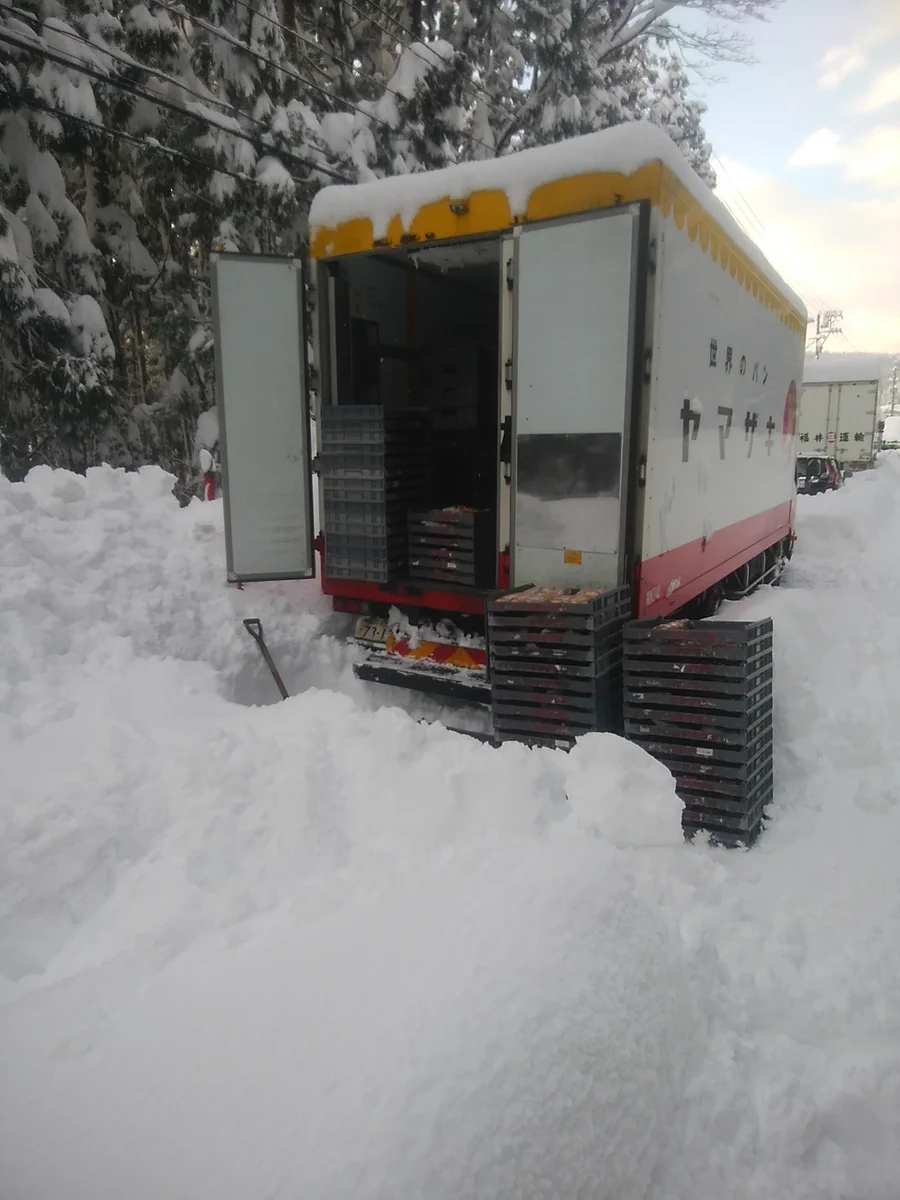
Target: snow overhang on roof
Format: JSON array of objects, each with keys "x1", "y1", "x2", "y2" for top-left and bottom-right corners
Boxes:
[
  {"x1": 309, "y1": 121, "x2": 808, "y2": 337},
  {"x1": 803, "y1": 354, "x2": 884, "y2": 385}
]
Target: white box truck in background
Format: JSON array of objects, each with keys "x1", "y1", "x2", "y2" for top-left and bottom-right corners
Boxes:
[
  {"x1": 800, "y1": 355, "x2": 881, "y2": 470},
  {"x1": 211, "y1": 122, "x2": 807, "y2": 701}
]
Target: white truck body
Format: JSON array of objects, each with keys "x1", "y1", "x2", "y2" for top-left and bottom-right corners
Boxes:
[
  {"x1": 211, "y1": 124, "x2": 806, "y2": 626},
  {"x1": 800, "y1": 356, "x2": 881, "y2": 467}
]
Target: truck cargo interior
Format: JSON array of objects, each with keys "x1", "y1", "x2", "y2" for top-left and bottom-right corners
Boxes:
[{"x1": 318, "y1": 236, "x2": 500, "y2": 592}]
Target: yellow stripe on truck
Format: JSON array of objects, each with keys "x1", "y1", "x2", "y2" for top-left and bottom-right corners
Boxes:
[{"x1": 310, "y1": 162, "x2": 806, "y2": 339}]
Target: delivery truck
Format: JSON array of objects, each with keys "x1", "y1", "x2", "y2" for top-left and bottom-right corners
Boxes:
[
  {"x1": 799, "y1": 355, "x2": 881, "y2": 470},
  {"x1": 211, "y1": 122, "x2": 806, "y2": 703}
]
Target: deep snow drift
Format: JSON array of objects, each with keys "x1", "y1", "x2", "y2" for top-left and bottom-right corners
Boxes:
[{"x1": 2, "y1": 460, "x2": 900, "y2": 1199}]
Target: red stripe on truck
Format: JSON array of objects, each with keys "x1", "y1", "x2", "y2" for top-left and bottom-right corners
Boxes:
[
  {"x1": 322, "y1": 503, "x2": 794, "y2": 620},
  {"x1": 638, "y1": 500, "x2": 794, "y2": 618}
]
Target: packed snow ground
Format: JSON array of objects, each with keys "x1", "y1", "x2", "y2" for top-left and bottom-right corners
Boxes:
[{"x1": 2, "y1": 460, "x2": 900, "y2": 1198}]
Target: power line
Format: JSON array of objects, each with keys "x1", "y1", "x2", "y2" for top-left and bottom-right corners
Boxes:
[
  {"x1": 0, "y1": 86, "x2": 295, "y2": 193},
  {"x1": 226, "y1": 0, "x2": 500, "y2": 156},
  {"x1": 345, "y1": 0, "x2": 510, "y2": 125},
  {"x1": 2, "y1": 1, "x2": 288, "y2": 140},
  {"x1": 0, "y1": 15, "x2": 350, "y2": 183},
  {"x1": 148, "y1": 0, "x2": 405, "y2": 139},
  {"x1": 838, "y1": 329, "x2": 864, "y2": 354}
]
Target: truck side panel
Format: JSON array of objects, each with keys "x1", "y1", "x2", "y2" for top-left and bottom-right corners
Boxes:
[
  {"x1": 637, "y1": 209, "x2": 802, "y2": 617},
  {"x1": 834, "y1": 381, "x2": 879, "y2": 465}
]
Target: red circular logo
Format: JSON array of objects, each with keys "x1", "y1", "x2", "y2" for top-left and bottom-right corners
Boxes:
[{"x1": 783, "y1": 380, "x2": 798, "y2": 441}]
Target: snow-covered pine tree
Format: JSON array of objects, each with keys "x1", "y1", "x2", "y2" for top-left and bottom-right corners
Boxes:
[
  {"x1": 0, "y1": 0, "x2": 773, "y2": 490},
  {"x1": 644, "y1": 48, "x2": 715, "y2": 185},
  {"x1": 0, "y1": 7, "x2": 124, "y2": 479},
  {"x1": 441, "y1": 0, "x2": 776, "y2": 159}
]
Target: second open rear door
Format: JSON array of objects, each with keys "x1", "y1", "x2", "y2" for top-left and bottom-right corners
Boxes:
[{"x1": 511, "y1": 208, "x2": 641, "y2": 590}]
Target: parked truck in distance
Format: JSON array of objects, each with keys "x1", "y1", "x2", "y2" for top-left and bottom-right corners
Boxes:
[
  {"x1": 211, "y1": 122, "x2": 807, "y2": 703},
  {"x1": 799, "y1": 355, "x2": 882, "y2": 472}
]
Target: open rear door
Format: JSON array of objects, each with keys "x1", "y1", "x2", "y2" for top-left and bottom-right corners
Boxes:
[
  {"x1": 212, "y1": 253, "x2": 315, "y2": 582},
  {"x1": 511, "y1": 208, "x2": 641, "y2": 589}
]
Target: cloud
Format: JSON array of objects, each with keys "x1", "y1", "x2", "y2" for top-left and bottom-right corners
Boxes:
[
  {"x1": 859, "y1": 65, "x2": 900, "y2": 113},
  {"x1": 715, "y1": 157, "x2": 900, "y2": 353},
  {"x1": 789, "y1": 128, "x2": 842, "y2": 168},
  {"x1": 819, "y1": 48, "x2": 866, "y2": 90},
  {"x1": 842, "y1": 127, "x2": 900, "y2": 187},
  {"x1": 788, "y1": 126, "x2": 900, "y2": 192},
  {"x1": 817, "y1": 1, "x2": 900, "y2": 91}
]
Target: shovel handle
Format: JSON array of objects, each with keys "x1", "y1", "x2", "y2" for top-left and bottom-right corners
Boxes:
[{"x1": 242, "y1": 618, "x2": 290, "y2": 701}]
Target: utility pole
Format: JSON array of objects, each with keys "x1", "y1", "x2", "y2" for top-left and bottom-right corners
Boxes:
[
  {"x1": 891, "y1": 366, "x2": 898, "y2": 417},
  {"x1": 806, "y1": 310, "x2": 844, "y2": 358}
]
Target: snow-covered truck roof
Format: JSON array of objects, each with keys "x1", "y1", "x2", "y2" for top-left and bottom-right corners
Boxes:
[
  {"x1": 309, "y1": 121, "x2": 807, "y2": 339},
  {"x1": 803, "y1": 354, "x2": 884, "y2": 385}
]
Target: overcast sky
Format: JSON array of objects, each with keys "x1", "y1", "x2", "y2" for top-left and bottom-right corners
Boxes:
[{"x1": 692, "y1": 0, "x2": 899, "y2": 354}]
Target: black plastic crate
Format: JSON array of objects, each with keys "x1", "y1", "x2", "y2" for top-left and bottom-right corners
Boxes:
[
  {"x1": 324, "y1": 530, "x2": 407, "y2": 560},
  {"x1": 623, "y1": 694, "x2": 772, "y2": 732},
  {"x1": 492, "y1": 672, "x2": 623, "y2": 743},
  {"x1": 682, "y1": 820, "x2": 764, "y2": 849},
  {"x1": 495, "y1": 730, "x2": 579, "y2": 751},
  {"x1": 408, "y1": 561, "x2": 494, "y2": 588},
  {"x1": 623, "y1": 665, "x2": 773, "y2": 704},
  {"x1": 667, "y1": 765, "x2": 774, "y2": 804},
  {"x1": 490, "y1": 583, "x2": 631, "y2": 614},
  {"x1": 622, "y1": 616, "x2": 776, "y2": 850},
  {"x1": 325, "y1": 554, "x2": 406, "y2": 583},
  {"x1": 320, "y1": 404, "x2": 428, "y2": 420},
  {"x1": 488, "y1": 586, "x2": 631, "y2": 748},
  {"x1": 492, "y1": 678, "x2": 618, "y2": 718},
  {"x1": 323, "y1": 476, "x2": 429, "y2": 504},
  {"x1": 624, "y1": 707, "x2": 772, "y2": 747},
  {"x1": 320, "y1": 463, "x2": 431, "y2": 485},
  {"x1": 408, "y1": 508, "x2": 495, "y2": 589},
  {"x1": 489, "y1": 648, "x2": 623, "y2": 686},
  {"x1": 409, "y1": 507, "x2": 490, "y2": 537},
  {"x1": 320, "y1": 405, "x2": 429, "y2": 429},
  {"x1": 650, "y1": 742, "x2": 772, "y2": 786},
  {"x1": 676, "y1": 776, "x2": 773, "y2": 816},
  {"x1": 625, "y1": 616, "x2": 773, "y2": 653},
  {"x1": 320, "y1": 443, "x2": 428, "y2": 465},
  {"x1": 682, "y1": 797, "x2": 767, "y2": 834},
  {"x1": 628, "y1": 723, "x2": 772, "y2": 770},
  {"x1": 324, "y1": 511, "x2": 408, "y2": 538},
  {"x1": 408, "y1": 547, "x2": 495, "y2": 588},
  {"x1": 493, "y1": 707, "x2": 622, "y2": 747}
]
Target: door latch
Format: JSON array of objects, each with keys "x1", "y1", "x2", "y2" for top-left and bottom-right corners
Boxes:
[{"x1": 499, "y1": 415, "x2": 512, "y2": 467}]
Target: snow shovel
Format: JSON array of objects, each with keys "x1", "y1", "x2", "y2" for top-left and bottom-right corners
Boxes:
[{"x1": 243, "y1": 619, "x2": 290, "y2": 701}]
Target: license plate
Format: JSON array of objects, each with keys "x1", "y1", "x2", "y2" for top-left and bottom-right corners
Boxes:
[{"x1": 354, "y1": 616, "x2": 389, "y2": 645}]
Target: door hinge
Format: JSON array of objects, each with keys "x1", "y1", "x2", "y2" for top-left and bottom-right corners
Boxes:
[
  {"x1": 505, "y1": 257, "x2": 514, "y2": 292},
  {"x1": 643, "y1": 348, "x2": 652, "y2": 385},
  {"x1": 504, "y1": 359, "x2": 513, "y2": 391},
  {"x1": 648, "y1": 238, "x2": 657, "y2": 275},
  {"x1": 637, "y1": 455, "x2": 647, "y2": 488},
  {"x1": 311, "y1": 454, "x2": 321, "y2": 474}
]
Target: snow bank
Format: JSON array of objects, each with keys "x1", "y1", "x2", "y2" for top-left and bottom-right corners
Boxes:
[
  {"x1": 310, "y1": 121, "x2": 806, "y2": 317},
  {"x1": 5, "y1": 459, "x2": 900, "y2": 1198},
  {"x1": 0, "y1": 462, "x2": 691, "y2": 1199},
  {"x1": 804, "y1": 353, "x2": 885, "y2": 384}
]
